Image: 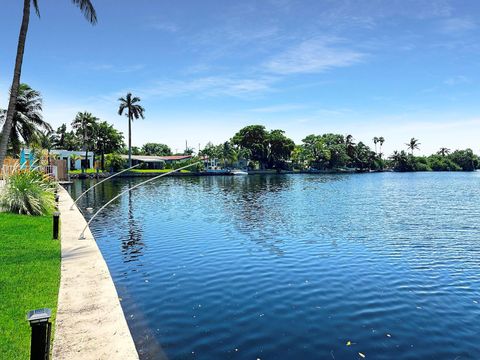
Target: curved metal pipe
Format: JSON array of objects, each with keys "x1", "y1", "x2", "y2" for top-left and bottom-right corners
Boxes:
[
  {"x1": 79, "y1": 161, "x2": 200, "y2": 239},
  {"x1": 70, "y1": 164, "x2": 141, "y2": 210}
]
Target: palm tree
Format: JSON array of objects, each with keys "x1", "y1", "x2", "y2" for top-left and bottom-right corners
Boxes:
[
  {"x1": 39, "y1": 129, "x2": 56, "y2": 164},
  {"x1": 437, "y1": 147, "x2": 450, "y2": 157},
  {"x1": 71, "y1": 112, "x2": 98, "y2": 172},
  {"x1": 345, "y1": 134, "x2": 356, "y2": 159},
  {"x1": 378, "y1": 136, "x2": 385, "y2": 158},
  {"x1": 373, "y1": 137, "x2": 379, "y2": 154},
  {"x1": 118, "y1": 93, "x2": 145, "y2": 167},
  {"x1": 0, "y1": 0, "x2": 97, "y2": 168},
  {"x1": 53, "y1": 123, "x2": 68, "y2": 148},
  {"x1": 406, "y1": 137, "x2": 420, "y2": 155},
  {"x1": 70, "y1": 153, "x2": 82, "y2": 171},
  {"x1": 0, "y1": 84, "x2": 52, "y2": 156}
]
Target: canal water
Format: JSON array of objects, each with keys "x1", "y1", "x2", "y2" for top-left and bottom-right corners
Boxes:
[{"x1": 70, "y1": 172, "x2": 480, "y2": 359}]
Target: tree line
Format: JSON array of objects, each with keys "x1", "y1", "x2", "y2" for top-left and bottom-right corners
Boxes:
[
  {"x1": 1, "y1": 86, "x2": 478, "y2": 173},
  {"x1": 199, "y1": 125, "x2": 479, "y2": 172},
  {"x1": 0, "y1": 83, "x2": 174, "y2": 171}
]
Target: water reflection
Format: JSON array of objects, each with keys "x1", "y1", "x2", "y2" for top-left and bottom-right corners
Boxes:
[
  {"x1": 123, "y1": 188, "x2": 145, "y2": 262},
  {"x1": 70, "y1": 173, "x2": 480, "y2": 360}
]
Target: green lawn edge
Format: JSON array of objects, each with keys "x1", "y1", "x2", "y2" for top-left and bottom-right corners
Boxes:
[{"x1": 0, "y1": 213, "x2": 60, "y2": 359}]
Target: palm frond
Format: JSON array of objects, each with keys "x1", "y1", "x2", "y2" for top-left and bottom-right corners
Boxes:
[
  {"x1": 118, "y1": 103, "x2": 127, "y2": 116},
  {"x1": 32, "y1": 0, "x2": 41, "y2": 17},
  {"x1": 71, "y1": 0, "x2": 97, "y2": 24}
]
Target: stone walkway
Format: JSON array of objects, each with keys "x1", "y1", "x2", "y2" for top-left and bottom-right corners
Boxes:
[{"x1": 52, "y1": 186, "x2": 138, "y2": 360}]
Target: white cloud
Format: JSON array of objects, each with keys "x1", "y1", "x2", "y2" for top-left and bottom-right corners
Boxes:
[
  {"x1": 139, "y1": 76, "x2": 277, "y2": 98},
  {"x1": 440, "y1": 18, "x2": 476, "y2": 34},
  {"x1": 249, "y1": 104, "x2": 307, "y2": 113},
  {"x1": 149, "y1": 21, "x2": 179, "y2": 33},
  {"x1": 265, "y1": 37, "x2": 365, "y2": 74},
  {"x1": 68, "y1": 62, "x2": 145, "y2": 73},
  {"x1": 444, "y1": 75, "x2": 470, "y2": 86}
]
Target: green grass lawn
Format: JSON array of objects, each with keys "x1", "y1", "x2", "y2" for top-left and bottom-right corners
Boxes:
[
  {"x1": 69, "y1": 168, "x2": 103, "y2": 174},
  {"x1": 131, "y1": 169, "x2": 191, "y2": 173},
  {"x1": 0, "y1": 213, "x2": 60, "y2": 359}
]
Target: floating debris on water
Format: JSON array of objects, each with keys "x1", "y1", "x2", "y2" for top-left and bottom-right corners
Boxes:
[{"x1": 359, "y1": 352, "x2": 366, "y2": 358}]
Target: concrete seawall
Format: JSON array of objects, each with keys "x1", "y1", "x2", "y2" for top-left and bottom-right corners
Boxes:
[{"x1": 52, "y1": 186, "x2": 138, "y2": 359}]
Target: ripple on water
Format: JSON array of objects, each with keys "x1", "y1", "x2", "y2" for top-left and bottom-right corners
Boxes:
[{"x1": 74, "y1": 173, "x2": 480, "y2": 359}]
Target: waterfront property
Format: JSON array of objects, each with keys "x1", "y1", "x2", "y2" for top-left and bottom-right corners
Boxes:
[
  {"x1": 70, "y1": 172, "x2": 480, "y2": 359},
  {"x1": 20, "y1": 148, "x2": 95, "y2": 171},
  {"x1": 120, "y1": 154, "x2": 192, "y2": 169}
]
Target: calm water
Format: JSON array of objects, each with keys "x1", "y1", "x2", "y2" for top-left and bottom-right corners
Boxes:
[{"x1": 70, "y1": 173, "x2": 480, "y2": 360}]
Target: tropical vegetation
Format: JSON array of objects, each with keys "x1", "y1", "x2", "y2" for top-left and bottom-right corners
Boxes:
[
  {"x1": 0, "y1": 84, "x2": 52, "y2": 156},
  {"x1": 118, "y1": 93, "x2": 145, "y2": 168},
  {"x1": 0, "y1": 0, "x2": 97, "y2": 169},
  {"x1": 0, "y1": 170, "x2": 56, "y2": 216},
  {"x1": 198, "y1": 125, "x2": 479, "y2": 173}
]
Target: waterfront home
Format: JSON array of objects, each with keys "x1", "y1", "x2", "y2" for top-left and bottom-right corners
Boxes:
[
  {"x1": 121, "y1": 155, "x2": 192, "y2": 169},
  {"x1": 21, "y1": 148, "x2": 95, "y2": 171}
]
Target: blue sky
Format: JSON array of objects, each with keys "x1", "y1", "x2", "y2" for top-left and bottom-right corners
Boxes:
[{"x1": 1, "y1": 0, "x2": 479, "y2": 154}]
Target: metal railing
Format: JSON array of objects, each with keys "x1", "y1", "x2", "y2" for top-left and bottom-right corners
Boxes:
[
  {"x1": 1, "y1": 164, "x2": 58, "y2": 181},
  {"x1": 70, "y1": 164, "x2": 140, "y2": 210},
  {"x1": 79, "y1": 161, "x2": 200, "y2": 239}
]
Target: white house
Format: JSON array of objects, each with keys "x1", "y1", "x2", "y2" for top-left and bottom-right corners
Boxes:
[
  {"x1": 22, "y1": 149, "x2": 95, "y2": 170},
  {"x1": 50, "y1": 150, "x2": 95, "y2": 170}
]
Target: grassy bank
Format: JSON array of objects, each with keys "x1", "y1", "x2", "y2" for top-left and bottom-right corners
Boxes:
[
  {"x1": 131, "y1": 169, "x2": 191, "y2": 173},
  {"x1": 69, "y1": 169, "x2": 103, "y2": 174},
  {"x1": 0, "y1": 213, "x2": 60, "y2": 359}
]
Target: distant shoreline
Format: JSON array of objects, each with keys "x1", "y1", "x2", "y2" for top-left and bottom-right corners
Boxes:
[{"x1": 68, "y1": 168, "x2": 477, "y2": 179}]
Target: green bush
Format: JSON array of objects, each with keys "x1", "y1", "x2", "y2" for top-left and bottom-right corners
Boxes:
[
  {"x1": 0, "y1": 170, "x2": 55, "y2": 215},
  {"x1": 427, "y1": 155, "x2": 462, "y2": 171},
  {"x1": 105, "y1": 153, "x2": 126, "y2": 172}
]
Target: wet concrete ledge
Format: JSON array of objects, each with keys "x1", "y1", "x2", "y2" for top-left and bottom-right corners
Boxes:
[{"x1": 52, "y1": 186, "x2": 138, "y2": 360}]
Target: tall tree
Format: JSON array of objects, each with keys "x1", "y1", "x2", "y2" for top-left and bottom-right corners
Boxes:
[
  {"x1": 53, "y1": 123, "x2": 68, "y2": 148},
  {"x1": 437, "y1": 147, "x2": 450, "y2": 157},
  {"x1": 0, "y1": 0, "x2": 97, "y2": 168},
  {"x1": 63, "y1": 130, "x2": 80, "y2": 151},
  {"x1": 142, "y1": 143, "x2": 172, "y2": 156},
  {"x1": 95, "y1": 121, "x2": 125, "y2": 170},
  {"x1": 345, "y1": 134, "x2": 356, "y2": 160},
  {"x1": 118, "y1": 93, "x2": 145, "y2": 167},
  {"x1": 71, "y1": 112, "x2": 98, "y2": 171},
  {"x1": 222, "y1": 141, "x2": 237, "y2": 168},
  {"x1": 39, "y1": 129, "x2": 56, "y2": 163},
  {"x1": 373, "y1": 136, "x2": 379, "y2": 154},
  {"x1": 406, "y1": 137, "x2": 420, "y2": 155},
  {"x1": 267, "y1": 130, "x2": 295, "y2": 169},
  {"x1": 378, "y1": 136, "x2": 385, "y2": 158},
  {"x1": 0, "y1": 84, "x2": 52, "y2": 156},
  {"x1": 232, "y1": 125, "x2": 269, "y2": 169}
]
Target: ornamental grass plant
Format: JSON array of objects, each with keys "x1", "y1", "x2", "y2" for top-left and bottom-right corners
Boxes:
[{"x1": 0, "y1": 170, "x2": 55, "y2": 215}]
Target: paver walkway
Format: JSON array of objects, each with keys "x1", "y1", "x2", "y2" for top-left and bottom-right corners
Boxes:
[{"x1": 52, "y1": 186, "x2": 138, "y2": 359}]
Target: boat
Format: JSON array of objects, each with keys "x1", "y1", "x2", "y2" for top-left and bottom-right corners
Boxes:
[{"x1": 230, "y1": 169, "x2": 248, "y2": 175}]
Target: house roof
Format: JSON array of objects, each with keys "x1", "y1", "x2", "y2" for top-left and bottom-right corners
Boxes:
[{"x1": 159, "y1": 155, "x2": 192, "y2": 161}]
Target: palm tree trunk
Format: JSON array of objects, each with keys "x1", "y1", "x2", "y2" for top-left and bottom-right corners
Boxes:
[
  {"x1": 84, "y1": 149, "x2": 88, "y2": 173},
  {"x1": 128, "y1": 112, "x2": 132, "y2": 168},
  {"x1": 0, "y1": 0, "x2": 31, "y2": 168}
]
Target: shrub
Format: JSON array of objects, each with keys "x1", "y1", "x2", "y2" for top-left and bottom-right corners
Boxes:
[
  {"x1": 0, "y1": 170, "x2": 55, "y2": 215},
  {"x1": 105, "y1": 153, "x2": 126, "y2": 172}
]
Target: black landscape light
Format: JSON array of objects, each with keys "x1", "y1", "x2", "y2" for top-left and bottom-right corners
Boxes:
[
  {"x1": 26, "y1": 308, "x2": 52, "y2": 360},
  {"x1": 53, "y1": 212, "x2": 60, "y2": 240}
]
